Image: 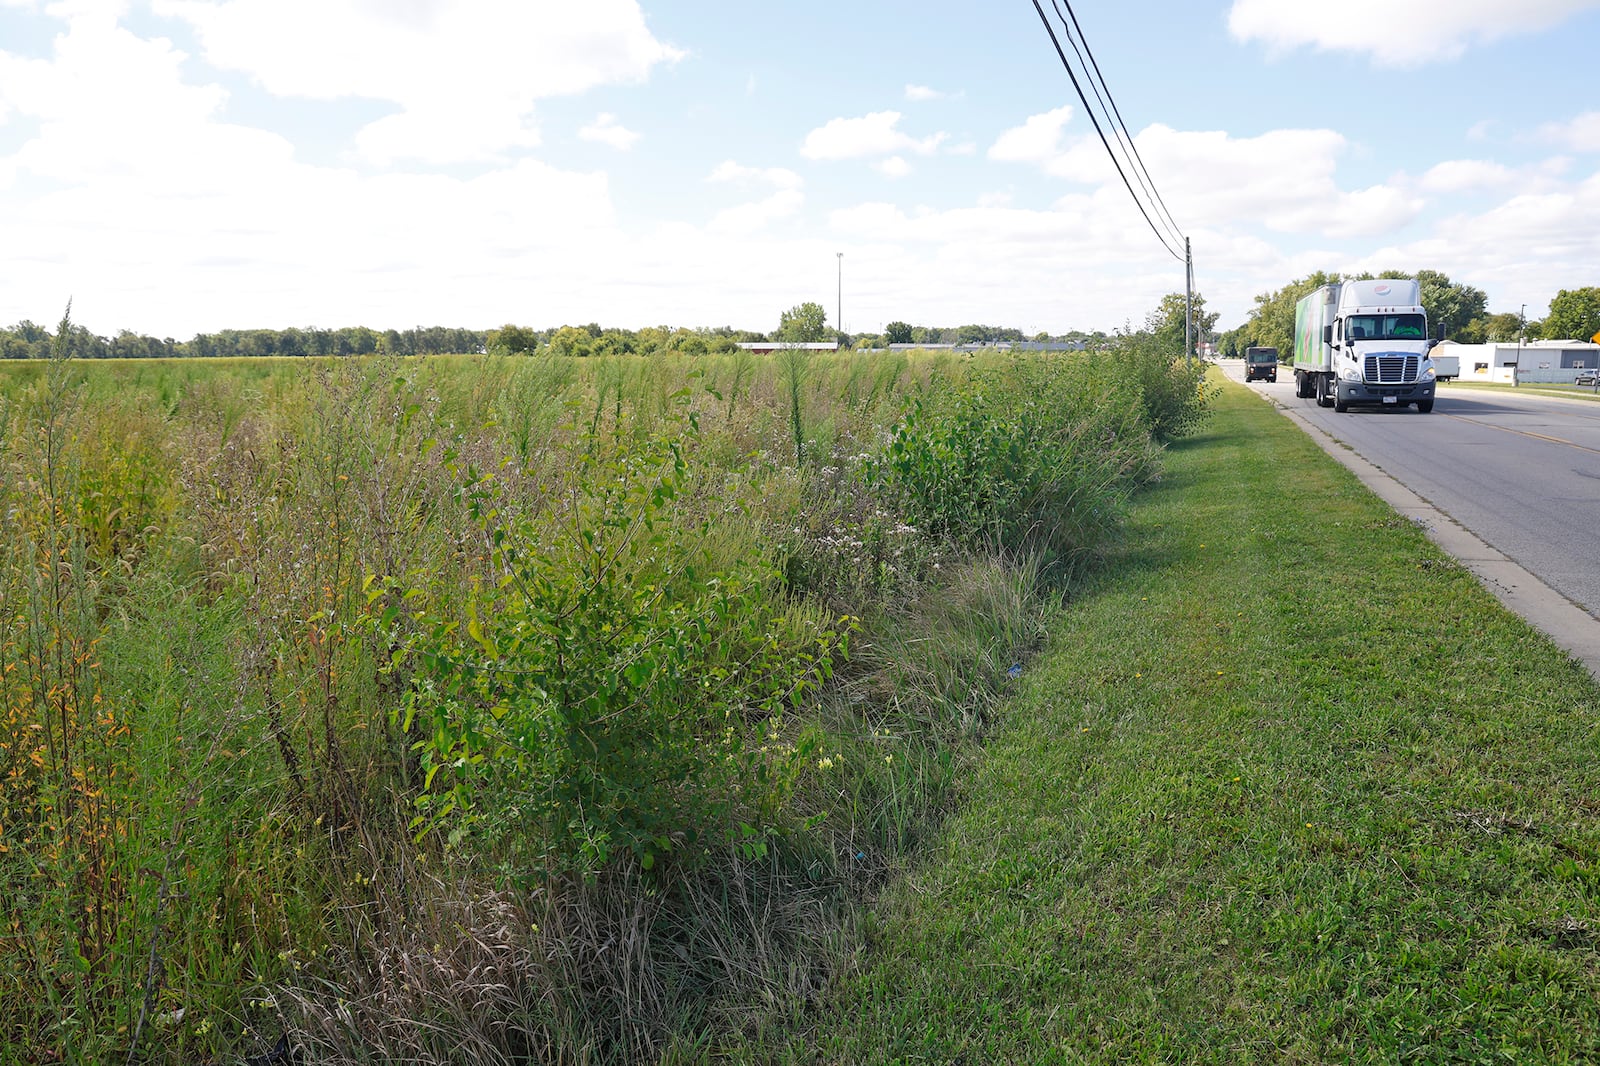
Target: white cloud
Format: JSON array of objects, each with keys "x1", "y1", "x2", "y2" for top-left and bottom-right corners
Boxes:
[
  {"x1": 905, "y1": 84, "x2": 942, "y2": 101},
  {"x1": 705, "y1": 161, "x2": 804, "y2": 234},
  {"x1": 707, "y1": 160, "x2": 803, "y2": 189},
  {"x1": 1417, "y1": 159, "x2": 1515, "y2": 194},
  {"x1": 580, "y1": 112, "x2": 640, "y2": 151},
  {"x1": 151, "y1": 0, "x2": 684, "y2": 164},
  {"x1": 0, "y1": 5, "x2": 635, "y2": 333},
  {"x1": 994, "y1": 119, "x2": 1414, "y2": 239},
  {"x1": 0, "y1": 12, "x2": 266, "y2": 186},
  {"x1": 875, "y1": 156, "x2": 911, "y2": 178},
  {"x1": 801, "y1": 111, "x2": 947, "y2": 161},
  {"x1": 1350, "y1": 169, "x2": 1600, "y2": 316},
  {"x1": 988, "y1": 107, "x2": 1072, "y2": 163},
  {"x1": 1228, "y1": 0, "x2": 1600, "y2": 66},
  {"x1": 1538, "y1": 111, "x2": 1600, "y2": 152},
  {"x1": 708, "y1": 188, "x2": 803, "y2": 235}
]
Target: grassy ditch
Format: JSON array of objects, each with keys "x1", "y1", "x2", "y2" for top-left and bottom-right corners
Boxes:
[{"x1": 730, "y1": 376, "x2": 1600, "y2": 1063}]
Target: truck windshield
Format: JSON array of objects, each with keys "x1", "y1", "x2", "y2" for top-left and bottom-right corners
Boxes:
[{"x1": 1346, "y1": 314, "x2": 1426, "y2": 341}]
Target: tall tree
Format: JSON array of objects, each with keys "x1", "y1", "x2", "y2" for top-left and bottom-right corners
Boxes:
[
  {"x1": 1466, "y1": 312, "x2": 1526, "y2": 343},
  {"x1": 1412, "y1": 269, "x2": 1486, "y2": 339},
  {"x1": 546, "y1": 325, "x2": 594, "y2": 357},
  {"x1": 884, "y1": 321, "x2": 913, "y2": 344},
  {"x1": 1146, "y1": 292, "x2": 1219, "y2": 356},
  {"x1": 1541, "y1": 287, "x2": 1600, "y2": 341},
  {"x1": 487, "y1": 324, "x2": 539, "y2": 354},
  {"x1": 777, "y1": 302, "x2": 828, "y2": 342}
]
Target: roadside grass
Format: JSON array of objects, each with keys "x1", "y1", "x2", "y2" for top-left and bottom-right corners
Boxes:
[
  {"x1": 728, "y1": 376, "x2": 1600, "y2": 1064},
  {"x1": 1442, "y1": 380, "x2": 1600, "y2": 401}
]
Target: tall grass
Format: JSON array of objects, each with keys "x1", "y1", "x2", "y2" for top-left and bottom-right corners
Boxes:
[{"x1": 0, "y1": 338, "x2": 1206, "y2": 1063}]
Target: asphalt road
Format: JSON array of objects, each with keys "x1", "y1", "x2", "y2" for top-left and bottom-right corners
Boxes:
[{"x1": 1219, "y1": 359, "x2": 1600, "y2": 673}]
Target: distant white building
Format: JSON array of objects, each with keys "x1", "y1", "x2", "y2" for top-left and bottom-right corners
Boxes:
[
  {"x1": 885, "y1": 340, "x2": 1088, "y2": 352},
  {"x1": 736, "y1": 341, "x2": 839, "y2": 354},
  {"x1": 1439, "y1": 340, "x2": 1600, "y2": 384}
]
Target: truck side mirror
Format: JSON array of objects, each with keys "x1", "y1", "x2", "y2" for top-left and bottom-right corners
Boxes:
[
  {"x1": 1323, "y1": 324, "x2": 1334, "y2": 346},
  {"x1": 1427, "y1": 338, "x2": 1439, "y2": 350}
]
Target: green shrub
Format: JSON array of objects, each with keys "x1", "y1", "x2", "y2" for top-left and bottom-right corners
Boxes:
[
  {"x1": 1097, "y1": 333, "x2": 1213, "y2": 442},
  {"x1": 375, "y1": 412, "x2": 851, "y2": 880},
  {"x1": 871, "y1": 356, "x2": 1157, "y2": 566}
]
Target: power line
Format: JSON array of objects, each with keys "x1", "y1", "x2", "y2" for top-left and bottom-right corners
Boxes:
[
  {"x1": 1050, "y1": 0, "x2": 1186, "y2": 252},
  {"x1": 1028, "y1": 0, "x2": 1184, "y2": 262}
]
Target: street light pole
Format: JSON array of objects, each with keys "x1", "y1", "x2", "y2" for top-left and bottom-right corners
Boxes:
[
  {"x1": 1514, "y1": 303, "x2": 1525, "y2": 387},
  {"x1": 836, "y1": 252, "x2": 843, "y2": 338}
]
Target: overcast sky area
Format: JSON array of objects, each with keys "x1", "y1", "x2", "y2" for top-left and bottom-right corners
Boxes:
[{"x1": 2, "y1": 0, "x2": 1598, "y2": 340}]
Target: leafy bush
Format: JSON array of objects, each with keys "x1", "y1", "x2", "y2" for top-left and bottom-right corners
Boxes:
[
  {"x1": 871, "y1": 356, "x2": 1158, "y2": 566},
  {"x1": 1098, "y1": 333, "x2": 1213, "y2": 442},
  {"x1": 375, "y1": 412, "x2": 851, "y2": 880}
]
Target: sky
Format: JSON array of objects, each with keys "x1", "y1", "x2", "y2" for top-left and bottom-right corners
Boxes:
[{"x1": 1, "y1": 0, "x2": 1598, "y2": 341}]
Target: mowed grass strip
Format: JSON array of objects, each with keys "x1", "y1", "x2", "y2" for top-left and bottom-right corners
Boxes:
[{"x1": 732, "y1": 378, "x2": 1600, "y2": 1064}]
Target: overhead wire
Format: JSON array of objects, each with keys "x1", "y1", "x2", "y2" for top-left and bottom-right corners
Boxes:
[
  {"x1": 1050, "y1": 0, "x2": 1186, "y2": 253},
  {"x1": 1028, "y1": 0, "x2": 1185, "y2": 263}
]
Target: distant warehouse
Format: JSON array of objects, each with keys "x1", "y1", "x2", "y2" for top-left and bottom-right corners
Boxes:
[
  {"x1": 886, "y1": 340, "x2": 1089, "y2": 353},
  {"x1": 736, "y1": 341, "x2": 839, "y2": 354},
  {"x1": 1437, "y1": 340, "x2": 1600, "y2": 384}
]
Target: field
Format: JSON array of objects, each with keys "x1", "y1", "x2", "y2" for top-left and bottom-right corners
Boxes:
[{"x1": 0, "y1": 340, "x2": 1204, "y2": 1063}]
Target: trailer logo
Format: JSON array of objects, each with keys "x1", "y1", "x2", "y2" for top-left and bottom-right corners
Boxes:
[{"x1": 1373, "y1": 283, "x2": 1392, "y2": 296}]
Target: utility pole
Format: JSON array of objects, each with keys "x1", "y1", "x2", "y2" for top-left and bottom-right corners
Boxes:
[
  {"x1": 836, "y1": 252, "x2": 844, "y2": 337},
  {"x1": 1183, "y1": 237, "x2": 1193, "y2": 364}
]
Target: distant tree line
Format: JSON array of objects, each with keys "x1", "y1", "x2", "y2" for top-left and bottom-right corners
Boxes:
[
  {"x1": 1, "y1": 311, "x2": 1118, "y2": 360},
  {"x1": 878, "y1": 321, "x2": 1108, "y2": 347},
  {"x1": 0, "y1": 322, "x2": 490, "y2": 360}
]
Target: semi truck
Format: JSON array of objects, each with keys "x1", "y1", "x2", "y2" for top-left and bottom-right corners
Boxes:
[
  {"x1": 1293, "y1": 279, "x2": 1437, "y2": 413},
  {"x1": 1244, "y1": 346, "x2": 1279, "y2": 381}
]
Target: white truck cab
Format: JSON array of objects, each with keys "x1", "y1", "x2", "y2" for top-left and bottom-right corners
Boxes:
[{"x1": 1294, "y1": 279, "x2": 1437, "y2": 413}]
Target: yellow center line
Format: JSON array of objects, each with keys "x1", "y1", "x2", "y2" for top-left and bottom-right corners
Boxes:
[{"x1": 1441, "y1": 413, "x2": 1600, "y2": 455}]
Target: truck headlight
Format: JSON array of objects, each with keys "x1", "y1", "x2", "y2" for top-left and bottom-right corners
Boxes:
[{"x1": 1340, "y1": 366, "x2": 1362, "y2": 382}]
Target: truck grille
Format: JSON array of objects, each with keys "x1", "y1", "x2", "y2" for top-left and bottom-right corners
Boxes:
[{"x1": 1365, "y1": 354, "x2": 1419, "y2": 384}]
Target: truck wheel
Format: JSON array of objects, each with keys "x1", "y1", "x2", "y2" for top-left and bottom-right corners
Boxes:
[
  {"x1": 1315, "y1": 375, "x2": 1331, "y2": 407},
  {"x1": 1333, "y1": 395, "x2": 1348, "y2": 413},
  {"x1": 1416, "y1": 398, "x2": 1434, "y2": 413}
]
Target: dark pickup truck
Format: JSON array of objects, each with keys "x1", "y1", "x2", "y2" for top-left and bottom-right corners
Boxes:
[{"x1": 1244, "y1": 346, "x2": 1279, "y2": 382}]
